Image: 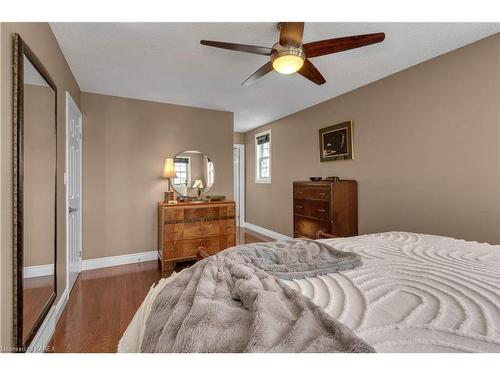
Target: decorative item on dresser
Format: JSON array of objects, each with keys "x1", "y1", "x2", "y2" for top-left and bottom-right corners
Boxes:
[
  {"x1": 162, "y1": 158, "x2": 177, "y2": 203},
  {"x1": 157, "y1": 200, "x2": 236, "y2": 271},
  {"x1": 293, "y1": 180, "x2": 357, "y2": 239}
]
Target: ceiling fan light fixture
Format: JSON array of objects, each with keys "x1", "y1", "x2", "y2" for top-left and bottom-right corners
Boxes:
[
  {"x1": 200, "y1": 24, "x2": 385, "y2": 85},
  {"x1": 272, "y1": 54, "x2": 304, "y2": 74},
  {"x1": 271, "y1": 46, "x2": 305, "y2": 75}
]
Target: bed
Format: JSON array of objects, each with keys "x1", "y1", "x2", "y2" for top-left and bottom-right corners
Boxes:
[{"x1": 119, "y1": 232, "x2": 500, "y2": 353}]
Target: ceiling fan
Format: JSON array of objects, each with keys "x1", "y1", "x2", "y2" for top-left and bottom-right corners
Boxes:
[{"x1": 200, "y1": 22, "x2": 385, "y2": 86}]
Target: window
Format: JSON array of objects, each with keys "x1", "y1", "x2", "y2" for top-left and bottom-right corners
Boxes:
[
  {"x1": 255, "y1": 130, "x2": 271, "y2": 183},
  {"x1": 207, "y1": 157, "x2": 215, "y2": 187},
  {"x1": 173, "y1": 157, "x2": 190, "y2": 187}
]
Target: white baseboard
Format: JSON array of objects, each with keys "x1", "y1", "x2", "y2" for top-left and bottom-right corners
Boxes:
[
  {"x1": 243, "y1": 222, "x2": 292, "y2": 241},
  {"x1": 27, "y1": 288, "x2": 68, "y2": 353},
  {"x1": 82, "y1": 250, "x2": 159, "y2": 271},
  {"x1": 24, "y1": 264, "x2": 54, "y2": 278}
]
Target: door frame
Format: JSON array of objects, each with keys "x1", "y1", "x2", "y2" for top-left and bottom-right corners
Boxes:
[
  {"x1": 233, "y1": 144, "x2": 245, "y2": 227},
  {"x1": 65, "y1": 92, "x2": 83, "y2": 292}
]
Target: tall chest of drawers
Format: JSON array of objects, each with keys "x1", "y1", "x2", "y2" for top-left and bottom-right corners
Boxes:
[
  {"x1": 158, "y1": 201, "x2": 236, "y2": 272},
  {"x1": 293, "y1": 180, "x2": 358, "y2": 239}
]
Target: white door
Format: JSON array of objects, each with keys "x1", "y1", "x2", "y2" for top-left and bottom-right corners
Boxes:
[
  {"x1": 66, "y1": 92, "x2": 82, "y2": 292},
  {"x1": 233, "y1": 145, "x2": 245, "y2": 227}
]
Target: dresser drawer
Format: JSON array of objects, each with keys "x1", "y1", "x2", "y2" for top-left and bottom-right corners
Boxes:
[
  {"x1": 164, "y1": 223, "x2": 184, "y2": 233},
  {"x1": 294, "y1": 186, "x2": 310, "y2": 199},
  {"x1": 164, "y1": 239, "x2": 198, "y2": 260},
  {"x1": 164, "y1": 223, "x2": 184, "y2": 241},
  {"x1": 294, "y1": 185, "x2": 330, "y2": 201},
  {"x1": 183, "y1": 221, "x2": 221, "y2": 239},
  {"x1": 164, "y1": 230, "x2": 184, "y2": 241},
  {"x1": 164, "y1": 236, "x2": 227, "y2": 260},
  {"x1": 309, "y1": 187, "x2": 330, "y2": 200},
  {"x1": 222, "y1": 219, "x2": 236, "y2": 235},
  {"x1": 222, "y1": 204, "x2": 236, "y2": 218},
  {"x1": 309, "y1": 200, "x2": 330, "y2": 221},
  {"x1": 294, "y1": 199, "x2": 330, "y2": 220},
  {"x1": 184, "y1": 207, "x2": 221, "y2": 222},
  {"x1": 163, "y1": 208, "x2": 184, "y2": 223},
  {"x1": 293, "y1": 198, "x2": 310, "y2": 216},
  {"x1": 294, "y1": 217, "x2": 331, "y2": 238}
]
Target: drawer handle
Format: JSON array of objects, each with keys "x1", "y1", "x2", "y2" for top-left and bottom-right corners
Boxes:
[
  {"x1": 297, "y1": 191, "x2": 304, "y2": 194},
  {"x1": 295, "y1": 205, "x2": 303, "y2": 209},
  {"x1": 318, "y1": 192, "x2": 327, "y2": 196},
  {"x1": 316, "y1": 209, "x2": 326, "y2": 213}
]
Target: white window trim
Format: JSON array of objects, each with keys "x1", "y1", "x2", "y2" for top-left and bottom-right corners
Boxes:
[{"x1": 255, "y1": 130, "x2": 271, "y2": 184}]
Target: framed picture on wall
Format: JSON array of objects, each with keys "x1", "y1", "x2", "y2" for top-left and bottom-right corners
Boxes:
[{"x1": 319, "y1": 121, "x2": 354, "y2": 162}]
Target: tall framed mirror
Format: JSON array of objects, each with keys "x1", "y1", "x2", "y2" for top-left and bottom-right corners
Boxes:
[{"x1": 13, "y1": 34, "x2": 57, "y2": 351}]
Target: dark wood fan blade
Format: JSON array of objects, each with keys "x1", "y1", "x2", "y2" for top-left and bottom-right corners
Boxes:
[
  {"x1": 242, "y1": 61, "x2": 274, "y2": 86},
  {"x1": 279, "y1": 22, "x2": 304, "y2": 47},
  {"x1": 200, "y1": 40, "x2": 274, "y2": 55},
  {"x1": 297, "y1": 59, "x2": 326, "y2": 85},
  {"x1": 303, "y1": 33, "x2": 385, "y2": 58}
]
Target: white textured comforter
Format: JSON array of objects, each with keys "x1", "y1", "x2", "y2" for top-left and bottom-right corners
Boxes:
[{"x1": 119, "y1": 232, "x2": 500, "y2": 353}]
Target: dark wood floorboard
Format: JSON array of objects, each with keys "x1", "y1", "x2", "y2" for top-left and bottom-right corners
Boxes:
[
  {"x1": 49, "y1": 227, "x2": 273, "y2": 352},
  {"x1": 23, "y1": 275, "x2": 54, "y2": 341}
]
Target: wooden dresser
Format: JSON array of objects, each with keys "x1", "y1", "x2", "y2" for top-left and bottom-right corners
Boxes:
[
  {"x1": 158, "y1": 201, "x2": 236, "y2": 271},
  {"x1": 293, "y1": 180, "x2": 358, "y2": 239}
]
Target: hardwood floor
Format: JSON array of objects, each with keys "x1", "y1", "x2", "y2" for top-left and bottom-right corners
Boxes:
[
  {"x1": 23, "y1": 275, "x2": 54, "y2": 341},
  {"x1": 236, "y1": 226, "x2": 274, "y2": 244},
  {"x1": 49, "y1": 227, "x2": 273, "y2": 353}
]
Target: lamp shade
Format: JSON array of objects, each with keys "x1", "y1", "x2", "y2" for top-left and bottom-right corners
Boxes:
[
  {"x1": 192, "y1": 179, "x2": 204, "y2": 189},
  {"x1": 162, "y1": 158, "x2": 177, "y2": 179}
]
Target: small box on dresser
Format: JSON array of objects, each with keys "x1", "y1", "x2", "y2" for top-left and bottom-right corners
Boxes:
[
  {"x1": 293, "y1": 180, "x2": 358, "y2": 238},
  {"x1": 158, "y1": 201, "x2": 236, "y2": 272}
]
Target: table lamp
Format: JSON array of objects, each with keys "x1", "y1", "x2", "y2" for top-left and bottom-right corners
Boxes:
[
  {"x1": 162, "y1": 158, "x2": 177, "y2": 202},
  {"x1": 192, "y1": 179, "x2": 204, "y2": 197}
]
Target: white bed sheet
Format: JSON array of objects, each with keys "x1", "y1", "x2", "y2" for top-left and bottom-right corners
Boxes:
[{"x1": 118, "y1": 232, "x2": 500, "y2": 353}]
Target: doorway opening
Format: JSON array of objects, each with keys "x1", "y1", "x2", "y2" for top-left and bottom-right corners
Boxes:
[
  {"x1": 233, "y1": 144, "x2": 245, "y2": 227},
  {"x1": 65, "y1": 92, "x2": 83, "y2": 294}
]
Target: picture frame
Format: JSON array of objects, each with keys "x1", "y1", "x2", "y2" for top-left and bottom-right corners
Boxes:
[{"x1": 319, "y1": 121, "x2": 354, "y2": 162}]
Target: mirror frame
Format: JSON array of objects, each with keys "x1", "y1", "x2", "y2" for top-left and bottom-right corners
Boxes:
[{"x1": 13, "y1": 34, "x2": 58, "y2": 351}]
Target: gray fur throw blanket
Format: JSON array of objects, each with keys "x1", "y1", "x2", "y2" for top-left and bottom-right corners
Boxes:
[{"x1": 141, "y1": 239, "x2": 374, "y2": 353}]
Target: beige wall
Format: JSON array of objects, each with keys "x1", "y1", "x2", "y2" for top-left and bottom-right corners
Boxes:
[
  {"x1": 0, "y1": 23, "x2": 81, "y2": 348},
  {"x1": 24, "y1": 84, "x2": 56, "y2": 267},
  {"x1": 497, "y1": 35, "x2": 500, "y2": 245},
  {"x1": 245, "y1": 34, "x2": 500, "y2": 245},
  {"x1": 0, "y1": 22, "x2": 3, "y2": 345},
  {"x1": 81, "y1": 92, "x2": 233, "y2": 260},
  {"x1": 233, "y1": 132, "x2": 245, "y2": 144}
]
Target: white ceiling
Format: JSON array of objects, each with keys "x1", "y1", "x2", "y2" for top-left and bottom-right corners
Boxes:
[{"x1": 50, "y1": 22, "x2": 499, "y2": 132}]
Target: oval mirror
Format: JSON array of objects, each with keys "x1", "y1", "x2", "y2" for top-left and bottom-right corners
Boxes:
[{"x1": 171, "y1": 150, "x2": 215, "y2": 197}]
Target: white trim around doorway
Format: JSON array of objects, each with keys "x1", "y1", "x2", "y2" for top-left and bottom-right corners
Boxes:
[{"x1": 234, "y1": 144, "x2": 245, "y2": 227}]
